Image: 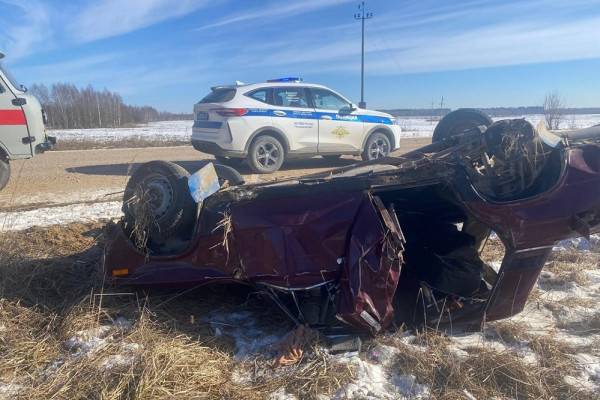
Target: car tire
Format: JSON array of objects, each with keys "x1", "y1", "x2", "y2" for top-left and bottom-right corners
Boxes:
[
  {"x1": 322, "y1": 155, "x2": 342, "y2": 162},
  {"x1": 247, "y1": 135, "x2": 285, "y2": 173},
  {"x1": 0, "y1": 158, "x2": 10, "y2": 191},
  {"x1": 213, "y1": 163, "x2": 245, "y2": 186},
  {"x1": 123, "y1": 161, "x2": 196, "y2": 246},
  {"x1": 432, "y1": 108, "x2": 492, "y2": 143},
  {"x1": 361, "y1": 132, "x2": 391, "y2": 161},
  {"x1": 215, "y1": 156, "x2": 244, "y2": 168}
]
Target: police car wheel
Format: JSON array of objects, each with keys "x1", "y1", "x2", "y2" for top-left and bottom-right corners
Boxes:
[
  {"x1": 0, "y1": 158, "x2": 10, "y2": 191},
  {"x1": 362, "y1": 132, "x2": 391, "y2": 161},
  {"x1": 248, "y1": 135, "x2": 285, "y2": 173}
]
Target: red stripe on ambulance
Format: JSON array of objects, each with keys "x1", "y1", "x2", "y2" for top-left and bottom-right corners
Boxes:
[{"x1": 0, "y1": 109, "x2": 27, "y2": 125}]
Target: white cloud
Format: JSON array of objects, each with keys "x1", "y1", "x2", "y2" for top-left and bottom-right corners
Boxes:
[
  {"x1": 0, "y1": 0, "x2": 51, "y2": 60},
  {"x1": 69, "y1": 0, "x2": 211, "y2": 42},
  {"x1": 225, "y1": 0, "x2": 600, "y2": 75},
  {"x1": 196, "y1": 0, "x2": 354, "y2": 30}
]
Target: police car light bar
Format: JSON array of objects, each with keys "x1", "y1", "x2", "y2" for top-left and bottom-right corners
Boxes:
[{"x1": 267, "y1": 77, "x2": 302, "y2": 83}]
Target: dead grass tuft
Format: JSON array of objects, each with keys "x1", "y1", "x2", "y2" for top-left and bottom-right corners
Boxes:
[{"x1": 391, "y1": 329, "x2": 591, "y2": 400}]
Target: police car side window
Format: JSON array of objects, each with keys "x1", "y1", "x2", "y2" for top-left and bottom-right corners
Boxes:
[
  {"x1": 311, "y1": 89, "x2": 348, "y2": 111},
  {"x1": 272, "y1": 88, "x2": 309, "y2": 108},
  {"x1": 246, "y1": 89, "x2": 269, "y2": 104}
]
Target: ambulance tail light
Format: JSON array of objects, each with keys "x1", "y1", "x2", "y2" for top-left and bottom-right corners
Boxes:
[{"x1": 213, "y1": 108, "x2": 248, "y2": 117}]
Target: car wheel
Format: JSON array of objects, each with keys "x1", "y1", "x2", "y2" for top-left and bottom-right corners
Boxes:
[
  {"x1": 362, "y1": 132, "x2": 391, "y2": 161},
  {"x1": 0, "y1": 158, "x2": 10, "y2": 191},
  {"x1": 248, "y1": 135, "x2": 285, "y2": 173},
  {"x1": 213, "y1": 163, "x2": 245, "y2": 186},
  {"x1": 215, "y1": 156, "x2": 244, "y2": 168},
  {"x1": 322, "y1": 155, "x2": 342, "y2": 162},
  {"x1": 432, "y1": 108, "x2": 492, "y2": 143},
  {"x1": 123, "y1": 161, "x2": 196, "y2": 246}
]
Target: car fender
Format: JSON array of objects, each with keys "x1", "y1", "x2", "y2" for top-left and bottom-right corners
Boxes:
[{"x1": 244, "y1": 125, "x2": 290, "y2": 153}]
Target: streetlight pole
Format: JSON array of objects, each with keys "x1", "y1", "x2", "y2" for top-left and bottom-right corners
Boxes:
[{"x1": 355, "y1": 1, "x2": 372, "y2": 109}]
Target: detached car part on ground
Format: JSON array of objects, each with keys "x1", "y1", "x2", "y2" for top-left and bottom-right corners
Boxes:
[{"x1": 105, "y1": 109, "x2": 600, "y2": 334}]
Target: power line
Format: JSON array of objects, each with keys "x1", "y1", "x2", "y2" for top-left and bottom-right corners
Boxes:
[{"x1": 354, "y1": 1, "x2": 373, "y2": 109}]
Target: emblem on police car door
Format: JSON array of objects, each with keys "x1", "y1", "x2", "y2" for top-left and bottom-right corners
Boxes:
[{"x1": 332, "y1": 126, "x2": 350, "y2": 138}]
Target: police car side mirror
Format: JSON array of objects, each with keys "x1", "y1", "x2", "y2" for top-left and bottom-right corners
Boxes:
[{"x1": 340, "y1": 103, "x2": 357, "y2": 114}]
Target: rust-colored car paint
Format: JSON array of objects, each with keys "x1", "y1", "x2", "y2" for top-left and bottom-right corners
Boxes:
[{"x1": 104, "y1": 144, "x2": 600, "y2": 333}]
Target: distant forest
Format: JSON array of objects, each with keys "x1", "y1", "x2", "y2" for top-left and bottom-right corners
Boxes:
[
  {"x1": 29, "y1": 83, "x2": 192, "y2": 130},
  {"x1": 381, "y1": 107, "x2": 600, "y2": 118}
]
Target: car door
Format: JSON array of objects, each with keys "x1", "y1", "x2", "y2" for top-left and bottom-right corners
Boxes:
[
  {"x1": 0, "y1": 72, "x2": 32, "y2": 157},
  {"x1": 270, "y1": 87, "x2": 318, "y2": 153},
  {"x1": 310, "y1": 88, "x2": 363, "y2": 154}
]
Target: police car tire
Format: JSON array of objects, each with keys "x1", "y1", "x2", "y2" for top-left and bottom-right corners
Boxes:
[
  {"x1": 0, "y1": 158, "x2": 10, "y2": 191},
  {"x1": 123, "y1": 161, "x2": 196, "y2": 246},
  {"x1": 362, "y1": 132, "x2": 391, "y2": 161},
  {"x1": 248, "y1": 135, "x2": 285, "y2": 173},
  {"x1": 432, "y1": 108, "x2": 492, "y2": 143}
]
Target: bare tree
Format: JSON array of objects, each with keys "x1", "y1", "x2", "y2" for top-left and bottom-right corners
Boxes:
[
  {"x1": 543, "y1": 91, "x2": 564, "y2": 130},
  {"x1": 29, "y1": 82, "x2": 191, "y2": 129}
]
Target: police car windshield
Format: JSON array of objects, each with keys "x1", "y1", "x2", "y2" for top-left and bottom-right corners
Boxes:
[
  {"x1": 200, "y1": 88, "x2": 236, "y2": 103},
  {"x1": 0, "y1": 62, "x2": 22, "y2": 91}
]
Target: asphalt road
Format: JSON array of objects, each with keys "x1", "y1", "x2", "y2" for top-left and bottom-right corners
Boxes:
[{"x1": 0, "y1": 138, "x2": 431, "y2": 210}]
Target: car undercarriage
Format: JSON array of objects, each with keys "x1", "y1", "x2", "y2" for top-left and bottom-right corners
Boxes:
[{"x1": 104, "y1": 110, "x2": 600, "y2": 335}]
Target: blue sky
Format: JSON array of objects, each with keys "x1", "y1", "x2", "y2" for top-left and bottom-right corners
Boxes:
[{"x1": 1, "y1": 0, "x2": 600, "y2": 112}]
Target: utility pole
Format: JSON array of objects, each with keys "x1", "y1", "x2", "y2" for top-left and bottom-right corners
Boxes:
[{"x1": 355, "y1": 1, "x2": 372, "y2": 109}]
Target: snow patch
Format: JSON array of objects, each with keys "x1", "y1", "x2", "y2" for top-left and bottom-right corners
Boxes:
[
  {"x1": 50, "y1": 120, "x2": 192, "y2": 143},
  {"x1": 0, "y1": 201, "x2": 122, "y2": 231},
  {"x1": 331, "y1": 344, "x2": 430, "y2": 400},
  {"x1": 64, "y1": 317, "x2": 132, "y2": 358},
  {"x1": 205, "y1": 310, "x2": 284, "y2": 361}
]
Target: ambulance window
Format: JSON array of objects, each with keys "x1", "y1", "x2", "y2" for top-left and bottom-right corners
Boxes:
[
  {"x1": 246, "y1": 89, "x2": 269, "y2": 104},
  {"x1": 272, "y1": 87, "x2": 309, "y2": 108},
  {"x1": 311, "y1": 88, "x2": 349, "y2": 111}
]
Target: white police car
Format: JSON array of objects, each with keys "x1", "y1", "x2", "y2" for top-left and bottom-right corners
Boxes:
[{"x1": 192, "y1": 78, "x2": 401, "y2": 173}]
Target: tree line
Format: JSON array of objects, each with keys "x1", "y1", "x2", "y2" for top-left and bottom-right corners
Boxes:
[{"x1": 29, "y1": 83, "x2": 191, "y2": 130}]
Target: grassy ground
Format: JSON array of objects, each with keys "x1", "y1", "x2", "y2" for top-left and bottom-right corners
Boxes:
[{"x1": 0, "y1": 223, "x2": 598, "y2": 399}]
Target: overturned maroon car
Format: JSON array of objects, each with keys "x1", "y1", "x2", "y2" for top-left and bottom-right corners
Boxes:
[{"x1": 104, "y1": 109, "x2": 600, "y2": 335}]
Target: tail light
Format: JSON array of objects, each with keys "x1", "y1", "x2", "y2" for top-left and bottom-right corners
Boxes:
[{"x1": 212, "y1": 108, "x2": 248, "y2": 117}]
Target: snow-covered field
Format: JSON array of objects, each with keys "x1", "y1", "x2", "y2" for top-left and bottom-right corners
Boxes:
[
  {"x1": 50, "y1": 120, "x2": 193, "y2": 144},
  {"x1": 49, "y1": 114, "x2": 600, "y2": 144},
  {"x1": 398, "y1": 113, "x2": 600, "y2": 137}
]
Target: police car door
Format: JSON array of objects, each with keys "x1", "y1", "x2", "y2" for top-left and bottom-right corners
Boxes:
[
  {"x1": 270, "y1": 87, "x2": 318, "y2": 153},
  {"x1": 310, "y1": 88, "x2": 363, "y2": 154},
  {"x1": 0, "y1": 70, "x2": 32, "y2": 157}
]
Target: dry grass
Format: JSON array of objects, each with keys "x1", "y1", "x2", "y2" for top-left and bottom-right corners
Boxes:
[
  {"x1": 0, "y1": 222, "x2": 353, "y2": 399},
  {"x1": 390, "y1": 329, "x2": 590, "y2": 400}
]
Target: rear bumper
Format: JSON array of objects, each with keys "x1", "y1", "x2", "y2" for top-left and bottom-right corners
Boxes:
[{"x1": 191, "y1": 139, "x2": 247, "y2": 158}]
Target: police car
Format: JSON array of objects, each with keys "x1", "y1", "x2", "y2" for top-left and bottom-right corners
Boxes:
[{"x1": 192, "y1": 78, "x2": 401, "y2": 173}]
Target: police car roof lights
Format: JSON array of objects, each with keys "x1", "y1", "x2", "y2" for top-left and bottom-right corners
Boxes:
[{"x1": 267, "y1": 77, "x2": 302, "y2": 83}]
